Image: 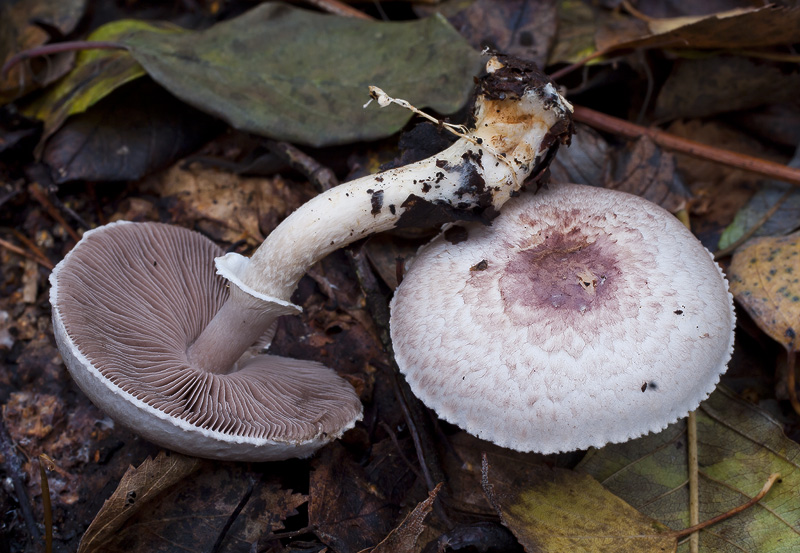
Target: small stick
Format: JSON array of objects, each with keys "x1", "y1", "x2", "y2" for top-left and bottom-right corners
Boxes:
[
  {"x1": 300, "y1": 0, "x2": 374, "y2": 20},
  {"x1": 572, "y1": 105, "x2": 800, "y2": 186},
  {"x1": 0, "y1": 237, "x2": 54, "y2": 270},
  {"x1": 10, "y1": 228, "x2": 55, "y2": 269},
  {"x1": 2, "y1": 41, "x2": 126, "y2": 79},
  {"x1": 548, "y1": 49, "x2": 613, "y2": 81},
  {"x1": 714, "y1": 188, "x2": 794, "y2": 259},
  {"x1": 672, "y1": 473, "x2": 781, "y2": 540},
  {"x1": 28, "y1": 183, "x2": 82, "y2": 244},
  {"x1": 38, "y1": 455, "x2": 55, "y2": 553},
  {"x1": 687, "y1": 412, "x2": 699, "y2": 553}
]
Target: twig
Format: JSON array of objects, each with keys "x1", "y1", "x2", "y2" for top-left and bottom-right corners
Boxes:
[
  {"x1": 28, "y1": 183, "x2": 82, "y2": 244},
  {"x1": 0, "y1": 237, "x2": 54, "y2": 270},
  {"x1": 1, "y1": 41, "x2": 126, "y2": 79},
  {"x1": 264, "y1": 140, "x2": 339, "y2": 192},
  {"x1": 572, "y1": 105, "x2": 800, "y2": 186},
  {"x1": 39, "y1": 455, "x2": 55, "y2": 553},
  {"x1": 298, "y1": 0, "x2": 373, "y2": 20},
  {"x1": 548, "y1": 49, "x2": 613, "y2": 81},
  {"x1": 714, "y1": 188, "x2": 794, "y2": 259},
  {"x1": 672, "y1": 473, "x2": 781, "y2": 540},
  {"x1": 687, "y1": 412, "x2": 699, "y2": 553}
]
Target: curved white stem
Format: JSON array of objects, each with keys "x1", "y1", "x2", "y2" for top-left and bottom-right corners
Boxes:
[{"x1": 187, "y1": 62, "x2": 573, "y2": 373}]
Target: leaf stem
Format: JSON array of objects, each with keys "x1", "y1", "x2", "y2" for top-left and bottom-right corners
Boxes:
[
  {"x1": 2, "y1": 41, "x2": 126, "y2": 79},
  {"x1": 572, "y1": 105, "x2": 800, "y2": 186},
  {"x1": 687, "y1": 411, "x2": 699, "y2": 553},
  {"x1": 672, "y1": 472, "x2": 782, "y2": 540}
]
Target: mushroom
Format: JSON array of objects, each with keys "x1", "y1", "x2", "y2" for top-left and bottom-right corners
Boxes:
[
  {"x1": 50, "y1": 57, "x2": 574, "y2": 461},
  {"x1": 390, "y1": 184, "x2": 735, "y2": 453}
]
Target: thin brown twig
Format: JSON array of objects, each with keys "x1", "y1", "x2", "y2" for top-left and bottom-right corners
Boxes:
[
  {"x1": 298, "y1": 0, "x2": 374, "y2": 20},
  {"x1": 573, "y1": 105, "x2": 800, "y2": 186},
  {"x1": 714, "y1": 188, "x2": 794, "y2": 259},
  {"x1": 687, "y1": 412, "x2": 699, "y2": 553},
  {"x1": 672, "y1": 473, "x2": 781, "y2": 540},
  {"x1": 28, "y1": 183, "x2": 82, "y2": 244},
  {"x1": 0, "y1": 237, "x2": 54, "y2": 270},
  {"x1": 1, "y1": 41, "x2": 126, "y2": 79},
  {"x1": 548, "y1": 49, "x2": 613, "y2": 81},
  {"x1": 9, "y1": 228, "x2": 55, "y2": 269}
]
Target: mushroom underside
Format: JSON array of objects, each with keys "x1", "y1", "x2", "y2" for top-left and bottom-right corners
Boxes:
[
  {"x1": 391, "y1": 184, "x2": 736, "y2": 454},
  {"x1": 51, "y1": 222, "x2": 361, "y2": 461}
]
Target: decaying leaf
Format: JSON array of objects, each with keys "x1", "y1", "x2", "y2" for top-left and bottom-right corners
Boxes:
[
  {"x1": 369, "y1": 482, "x2": 442, "y2": 553},
  {"x1": 579, "y1": 387, "x2": 800, "y2": 552},
  {"x1": 81, "y1": 456, "x2": 305, "y2": 553},
  {"x1": 728, "y1": 232, "x2": 800, "y2": 351},
  {"x1": 79, "y1": 450, "x2": 201, "y2": 553},
  {"x1": 22, "y1": 19, "x2": 180, "y2": 151},
  {"x1": 42, "y1": 79, "x2": 222, "y2": 184},
  {"x1": 596, "y1": 5, "x2": 800, "y2": 53},
  {"x1": 0, "y1": 0, "x2": 86, "y2": 101},
  {"x1": 117, "y1": 3, "x2": 483, "y2": 147},
  {"x1": 482, "y1": 455, "x2": 676, "y2": 553},
  {"x1": 141, "y1": 162, "x2": 313, "y2": 243},
  {"x1": 718, "y1": 184, "x2": 800, "y2": 253}
]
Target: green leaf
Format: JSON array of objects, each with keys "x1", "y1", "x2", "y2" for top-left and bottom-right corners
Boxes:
[
  {"x1": 578, "y1": 387, "x2": 800, "y2": 552},
  {"x1": 483, "y1": 459, "x2": 676, "y2": 553},
  {"x1": 23, "y1": 19, "x2": 181, "y2": 150},
  {"x1": 119, "y1": 2, "x2": 483, "y2": 147}
]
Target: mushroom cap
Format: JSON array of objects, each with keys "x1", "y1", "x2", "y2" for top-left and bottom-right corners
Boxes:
[
  {"x1": 390, "y1": 184, "x2": 735, "y2": 454},
  {"x1": 50, "y1": 221, "x2": 362, "y2": 461}
]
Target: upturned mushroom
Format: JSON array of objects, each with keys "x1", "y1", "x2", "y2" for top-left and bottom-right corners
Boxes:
[
  {"x1": 50, "y1": 57, "x2": 574, "y2": 461},
  {"x1": 390, "y1": 184, "x2": 735, "y2": 453}
]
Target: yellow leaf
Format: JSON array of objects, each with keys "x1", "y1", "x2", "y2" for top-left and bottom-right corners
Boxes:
[{"x1": 729, "y1": 232, "x2": 800, "y2": 351}]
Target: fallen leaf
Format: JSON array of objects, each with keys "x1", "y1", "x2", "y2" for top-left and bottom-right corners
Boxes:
[
  {"x1": 654, "y1": 57, "x2": 800, "y2": 121},
  {"x1": 369, "y1": 482, "x2": 442, "y2": 553},
  {"x1": 118, "y1": 3, "x2": 483, "y2": 147},
  {"x1": 309, "y1": 442, "x2": 414, "y2": 553},
  {"x1": 728, "y1": 231, "x2": 800, "y2": 351},
  {"x1": 78, "y1": 450, "x2": 201, "y2": 553},
  {"x1": 596, "y1": 5, "x2": 800, "y2": 52},
  {"x1": 0, "y1": 0, "x2": 86, "y2": 101},
  {"x1": 482, "y1": 456, "x2": 676, "y2": 553},
  {"x1": 547, "y1": 0, "x2": 605, "y2": 65},
  {"x1": 142, "y1": 163, "x2": 312, "y2": 243},
  {"x1": 42, "y1": 79, "x2": 222, "y2": 183},
  {"x1": 579, "y1": 387, "x2": 800, "y2": 552},
  {"x1": 447, "y1": 0, "x2": 558, "y2": 68},
  {"x1": 22, "y1": 19, "x2": 180, "y2": 152}
]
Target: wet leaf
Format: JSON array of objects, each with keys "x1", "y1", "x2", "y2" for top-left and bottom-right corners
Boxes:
[
  {"x1": 718, "y1": 147, "x2": 800, "y2": 252},
  {"x1": 42, "y1": 79, "x2": 222, "y2": 183},
  {"x1": 482, "y1": 457, "x2": 676, "y2": 553},
  {"x1": 548, "y1": 0, "x2": 604, "y2": 65},
  {"x1": 596, "y1": 5, "x2": 800, "y2": 53},
  {"x1": 142, "y1": 163, "x2": 313, "y2": 243},
  {"x1": 82, "y1": 457, "x2": 305, "y2": 553},
  {"x1": 23, "y1": 19, "x2": 180, "y2": 151},
  {"x1": 655, "y1": 57, "x2": 800, "y2": 121},
  {"x1": 579, "y1": 387, "x2": 800, "y2": 552},
  {"x1": 0, "y1": 0, "x2": 87, "y2": 101},
  {"x1": 309, "y1": 442, "x2": 405, "y2": 553},
  {"x1": 728, "y1": 232, "x2": 800, "y2": 351},
  {"x1": 447, "y1": 0, "x2": 558, "y2": 68},
  {"x1": 79, "y1": 450, "x2": 201, "y2": 553},
  {"x1": 118, "y1": 3, "x2": 482, "y2": 147},
  {"x1": 548, "y1": 123, "x2": 610, "y2": 186},
  {"x1": 371, "y1": 483, "x2": 442, "y2": 553}
]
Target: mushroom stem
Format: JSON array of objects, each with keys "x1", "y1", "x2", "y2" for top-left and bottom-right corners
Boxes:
[{"x1": 186, "y1": 57, "x2": 573, "y2": 373}]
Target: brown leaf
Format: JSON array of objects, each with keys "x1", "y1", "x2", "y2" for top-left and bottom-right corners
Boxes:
[
  {"x1": 604, "y1": 136, "x2": 689, "y2": 213},
  {"x1": 596, "y1": 5, "x2": 800, "y2": 52},
  {"x1": 309, "y1": 443, "x2": 402, "y2": 553},
  {"x1": 481, "y1": 455, "x2": 676, "y2": 553},
  {"x1": 448, "y1": 0, "x2": 558, "y2": 68},
  {"x1": 143, "y1": 163, "x2": 312, "y2": 244},
  {"x1": 369, "y1": 483, "x2": 442, "y2": 553},
  {"x1": 728, "y1": 231, "x2": 800, "y2": 352},
  {"x1": 78, "y1": 450, "x2": 201, "y2": 553}
]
